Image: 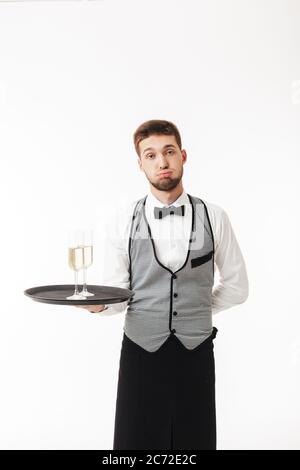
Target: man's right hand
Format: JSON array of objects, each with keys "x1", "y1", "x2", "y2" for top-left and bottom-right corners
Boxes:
[{"x1": 74, "y1": 304, "x2": 107, "y2": 313}]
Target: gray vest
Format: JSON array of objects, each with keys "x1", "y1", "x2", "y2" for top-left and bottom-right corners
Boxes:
[{"x1": 124, "y1": 193, "x2": 215, "y2": 352}]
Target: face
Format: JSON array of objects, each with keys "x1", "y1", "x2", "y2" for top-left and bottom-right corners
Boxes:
[{"x1": 138, "y1": 134, "x2": 187, "y2": 191}]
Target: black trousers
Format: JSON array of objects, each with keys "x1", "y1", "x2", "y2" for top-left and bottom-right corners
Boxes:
[{"x1": 113, "y1": 327, "x2": 218, "y2": 450}]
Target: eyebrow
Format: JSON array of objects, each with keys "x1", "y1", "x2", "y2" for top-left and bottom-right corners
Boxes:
[{"x1": 142, "y1": 144, "x2": 176, "y2": 155}]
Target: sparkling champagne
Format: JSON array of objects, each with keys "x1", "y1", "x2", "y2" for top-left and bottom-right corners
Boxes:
[
  {"x1": 68, "y1": 246, "x2": 84, "y2": 271},
  {"x1": 82, "y1": 245, "x2": 93, "y2": 269}
]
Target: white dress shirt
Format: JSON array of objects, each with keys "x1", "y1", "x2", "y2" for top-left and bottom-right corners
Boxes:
[{"x1": 98, "y1": 190, "x2": 249, "y2": 316}]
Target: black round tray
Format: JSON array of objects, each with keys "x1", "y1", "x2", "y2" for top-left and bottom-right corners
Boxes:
[{"x1": 24, "y1": 284, "x2": 134, "y2": 306}]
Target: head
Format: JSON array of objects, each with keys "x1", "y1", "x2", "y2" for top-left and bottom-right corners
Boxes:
[{"x1": 133, "y1": 119, "x2": 187, "y2": 192}]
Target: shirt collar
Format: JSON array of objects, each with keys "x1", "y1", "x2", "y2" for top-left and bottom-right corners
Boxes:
[{"x1": 146, "y1": 189, "x2": 189, "y2": 209}]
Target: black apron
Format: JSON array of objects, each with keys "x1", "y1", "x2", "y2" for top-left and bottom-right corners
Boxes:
[{"x1": 113, "y1": 327, "x2": 218, "y2": 450}]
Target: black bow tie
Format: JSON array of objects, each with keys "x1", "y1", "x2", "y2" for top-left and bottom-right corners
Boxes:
[{"x1": 154, "y1": 205, "x2": 185, "y2": 219}]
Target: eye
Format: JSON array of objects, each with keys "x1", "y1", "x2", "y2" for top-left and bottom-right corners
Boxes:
[
  {"x1": 146, "y1": 154, "x2": 154, "y2": 159},
  {"x1": 166, "y1": 149, "x2": 174, "y2": 154}
]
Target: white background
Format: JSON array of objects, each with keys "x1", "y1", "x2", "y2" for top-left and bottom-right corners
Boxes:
[{"x1": 0, "y1": 0, "x2": 299, "y2": 450}]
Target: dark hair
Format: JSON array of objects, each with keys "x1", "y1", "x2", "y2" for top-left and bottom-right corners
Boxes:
[{"x1": 133, "y1": 119, "x2": 182, "y2": 158}]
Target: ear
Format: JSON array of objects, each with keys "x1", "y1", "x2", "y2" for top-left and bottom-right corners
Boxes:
[
  {"x1": 138, "y1": 158, "x2": 143, "y2": 171},
  {"x1": 181, "y1": 149, "x2": 187, "y2": 164}
]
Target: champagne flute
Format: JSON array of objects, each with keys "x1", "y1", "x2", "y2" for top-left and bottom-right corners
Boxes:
[
  {"x1": 78, "y1": 229, "x2": 94, "y2": 297},
  {"x1": 66, "y1": 230, "x2": 87, "y2": 300}
]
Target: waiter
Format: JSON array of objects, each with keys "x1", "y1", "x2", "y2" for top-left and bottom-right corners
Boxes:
[{"x1": 76, "y1": 119, "x2": 249, "y2": 450}]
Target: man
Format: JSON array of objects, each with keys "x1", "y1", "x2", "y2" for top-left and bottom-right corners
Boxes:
[{"x1": 76, "y1": 119, "x2": 249, "y2": 450}]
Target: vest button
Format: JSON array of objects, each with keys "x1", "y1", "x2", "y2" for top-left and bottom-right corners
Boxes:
[
  {"x1": 174, "y1": 293, "x2": 178, "y2": 298},
  {"x1": 172, "y1": 274, "x2": 177, "y2": 279},
  {"x1": 173, "y1": 311, "x2": 177, "y2": 316},
  {"x1": 170, "y1": 210, "x2": 174, "y2": 215},
  {"x1": 171, "y1": 328, "x2": 176, "y2": 333}
]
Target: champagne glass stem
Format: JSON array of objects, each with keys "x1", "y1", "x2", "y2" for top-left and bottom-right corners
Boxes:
[
  {"x1": 79, "y1": 265, "x2": 94, "y2": 296},
  {"x1": 74, "y1": 270, "x2": 80, "y2": 296},
  {"x1": 82, "y1": 267, "x2": 87, "y2": 292}
]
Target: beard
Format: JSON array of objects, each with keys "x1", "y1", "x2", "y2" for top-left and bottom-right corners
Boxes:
[{"x1": 146, "y1": 168, "x2": 183, "y2": 192}]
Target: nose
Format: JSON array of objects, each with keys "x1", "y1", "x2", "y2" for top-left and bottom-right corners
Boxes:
[{"x1": 158, "y1": 154, "x2": 169, "y2": 169}]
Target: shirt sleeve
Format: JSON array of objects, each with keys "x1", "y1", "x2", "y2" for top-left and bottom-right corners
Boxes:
[
  {"x1": 208, "y1": 204, "x2": 249, "y2": 315},
  {"x1": 94, "y1": 202, "x2": 132, "y2": 317}
]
